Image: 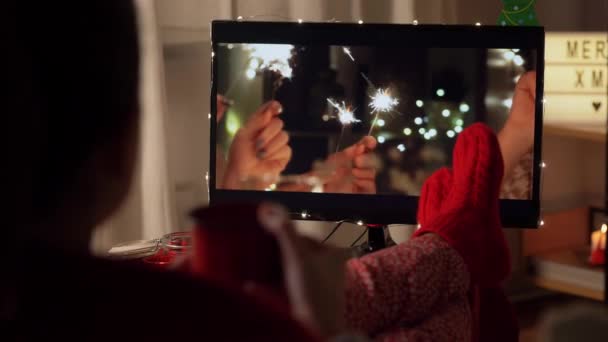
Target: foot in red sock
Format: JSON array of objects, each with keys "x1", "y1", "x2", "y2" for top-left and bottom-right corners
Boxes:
[
  {"x1": 417, "y1": 167, "x2": 451, "y2": 227},
  {"x1": 414, "y1": 123, "x2": 510, "y2": 286}
]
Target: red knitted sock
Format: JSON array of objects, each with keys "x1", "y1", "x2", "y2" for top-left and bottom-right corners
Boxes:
[
  {"x1": 417, "y1": 167, "x2": 451, "y2": 226},
  {"x1": 414, "y1": 123, "x2": 510, "y2": 286}
]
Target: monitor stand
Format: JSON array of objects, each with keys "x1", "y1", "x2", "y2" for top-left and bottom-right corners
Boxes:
[{"x1": 354, "y1": 224, "x2": 395, "y2": 256}]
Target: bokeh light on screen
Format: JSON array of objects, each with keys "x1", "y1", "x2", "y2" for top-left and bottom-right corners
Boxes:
[{"x1": 225, "y1": 111, "x2": 241, "y2": 136}]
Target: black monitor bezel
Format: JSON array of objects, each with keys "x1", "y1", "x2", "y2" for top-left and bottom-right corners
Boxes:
[{"x1": 210, "y1": 20, "x2": 544, "y2": 228}]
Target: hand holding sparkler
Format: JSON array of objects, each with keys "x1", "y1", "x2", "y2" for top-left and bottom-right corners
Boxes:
[
  {"x1": 323, "y1": 136, "x2": 378, "y2": 194},
  {"x1": 222, "y1": 101, "x2": 292, "y2": 190}
]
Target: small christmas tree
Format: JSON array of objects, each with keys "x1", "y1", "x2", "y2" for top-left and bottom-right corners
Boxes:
[{"x1": 498, "y1": 0, "x2": 539, "y2": 26}]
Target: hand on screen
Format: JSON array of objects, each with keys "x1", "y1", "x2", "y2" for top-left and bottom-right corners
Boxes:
[
  {"x1": 222, "y1": 101, "x2": 292, "y2": 189},
  {"x1": 323, "y1": 136, "x2": 378, "y2": 194},
  {"x1": 498, "y1": 71, "x2": 536, "y2": 180},
  {"x1": 507, "y1": 71, "x2": 536, "y2": 150}
]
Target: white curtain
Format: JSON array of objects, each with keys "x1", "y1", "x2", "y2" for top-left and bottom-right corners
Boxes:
[{"x1": 91, "y1": 0, "x2": 174, "y2": 254}]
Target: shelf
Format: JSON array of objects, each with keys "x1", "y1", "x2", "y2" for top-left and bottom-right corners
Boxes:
[
  {"x1": 532, "y1": 276, "x2": 604, "y2": 301},
  {"x1": 530, "y1": 248, "x2": 605, "y2": 302},
  {"x1": 544, "y1": 122, "x2": 606, "y2": 143}
]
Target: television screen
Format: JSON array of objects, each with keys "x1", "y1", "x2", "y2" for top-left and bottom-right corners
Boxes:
[{"x1": 210, "y1": 21, "x2": 544, "y2": 227}]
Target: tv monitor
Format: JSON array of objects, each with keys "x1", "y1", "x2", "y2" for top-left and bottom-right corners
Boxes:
[{"x1": 209, "y1": 20, "x2": 544, "y2": 227}]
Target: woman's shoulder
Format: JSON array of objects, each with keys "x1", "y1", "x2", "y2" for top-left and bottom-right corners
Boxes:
[{"x1": 12, "y1": 245, "x2": 318, "y2": 341}]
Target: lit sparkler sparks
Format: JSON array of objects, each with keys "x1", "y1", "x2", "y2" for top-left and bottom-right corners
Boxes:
[
  {"x1": 327, "y1": 98, "x2": 360, "y2": 125},
  {"x1": 342, "y1": 47, "x2": 355, "y2": 61},
  {"x1": 327, "y1": 98, "x2": 359, "y2": 152},
  {"x1": 244, "y1": 44, "x2": 294, "y2": 79},
  {"x1": 368, "y1": 88, "x2": 400, "y2": 135},
  {"x1": 369, "y1": 88, "x2": 399, "y2": 113}
]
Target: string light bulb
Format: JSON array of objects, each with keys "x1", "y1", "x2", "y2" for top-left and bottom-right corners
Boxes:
[
  {"x1": 475, "y1": 22, "x2": 481, "y2": 26},
  {"x1": 301, "y1": 211, "x2": 309, "y2": 219},
  {"x1": 413, "y1": 19, "x2": 419, "y2": 25},
  {"x1": 539, "y1": 219, "x2": 545, "y2": 227},
  {"x1": 356, "y1": 220, "x2": 364, "y2": 226},
  {"x1": 541, "y1": 161, "x2": 547, "y2": 168},
  {"x1": 297, "y1": 18, "x2": 303, "y2": 24},
  {"x1": 237, "y1": 15, "x2": 243, "y2": 21},
  {"x1": 358, "y1": 19, "x2": 364, "y2": 24}
]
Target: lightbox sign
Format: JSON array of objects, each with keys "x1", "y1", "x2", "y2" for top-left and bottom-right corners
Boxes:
[{"x1": 545, "y1": 32, "x2": 608, "y2": 124}]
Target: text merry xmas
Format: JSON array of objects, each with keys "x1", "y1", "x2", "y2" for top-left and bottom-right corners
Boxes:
[{"x1": 565, "y1": 39, "x2": 607, "y2": 89}]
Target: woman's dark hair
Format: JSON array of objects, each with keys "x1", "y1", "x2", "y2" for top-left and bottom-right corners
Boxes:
[{"x1": 10, "y1": 0, "x2": 140, "y2": 213}]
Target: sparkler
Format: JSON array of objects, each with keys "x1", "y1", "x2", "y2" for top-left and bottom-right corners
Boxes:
[
  {"x1": 369, "y1": 88, "x2": 399, "y2": 113},
  {"x1": 327, "y1": 98, "x2": 359, "y2": 152},
  {"x1": 342, "y1": 47, "x2": 355, "y2": 61},
  {"x1": 368, "y1": 88, "x2": 399, "y2": 135},
  {"x1": 244, "y1": 44, "x2": 294, "y2": 79},
  {"x1": 327, "y1": 98, "x2": 359, "y2": 125},
  {"x1": 221, "y1": 43, "x2": 296, "y2": 101},
  {"x1": 360, "y1": 72, "x2": 375, "y2": 89}
]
